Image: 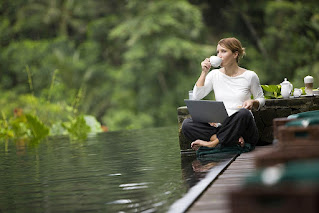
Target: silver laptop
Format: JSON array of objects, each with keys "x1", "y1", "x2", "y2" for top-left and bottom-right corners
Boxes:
[{"x1": 184, "y1": 99, "x2": 228, "y2": 123}]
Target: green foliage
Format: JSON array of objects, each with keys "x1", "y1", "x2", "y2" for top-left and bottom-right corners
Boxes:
[
  {"x1": 261, "y1": 85, "x2": 309, "y2": 99},
  {"x1": 0, "y1": 112, "x2": 14, "y2": 139},
  {"x1": 0, "y1": 64, "x2": 102, "y2": 143},
  {"x1": 103, "y1": 110, "x2": 154, "y2": 131},
  {"x1": 0, "y1": 0, "x2": 318, "y2": 133},
  {"x1": 62, "y1": 115, "x2": 91, "y2": 140},
  {"x1": 261, "y1": 85, "x2": 281, "y2": 99},
  {"x1": 49, "y1": 116, "x2": 102, "y2": 139},
  {"x1": 300, "y1": 87, "x2": 306, "y2": 95},
  {"x1": 106, "y1": 0, "x2": 212, "y2": 129},
  {"x1": 0, "y1": 111, "x2": 49, "y2": 142},
  {"x1": 25, "y1": 114, "x2": 50, "y2": 141},
  {"x1": 261, "y1": 1, "x2": 319, "y2": 84},
  {"x1": 0, "y1": 104, "x2": 102, "y2": 143}
]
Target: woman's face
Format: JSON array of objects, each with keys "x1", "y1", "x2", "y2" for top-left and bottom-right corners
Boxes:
[{"x1": 216, "y1": 44, "x2": 238, "y2": 67}]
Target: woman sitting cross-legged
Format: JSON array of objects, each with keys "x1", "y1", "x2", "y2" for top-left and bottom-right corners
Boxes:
[{"x1": 182, "y1": 37, "x2": 265, "y2": 152}]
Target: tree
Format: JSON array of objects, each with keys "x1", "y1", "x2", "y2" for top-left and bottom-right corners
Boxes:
[
  {"x1": 262, "y1": 1, "x2": 319, "y2": 85},
  {"x1": 105, "y1": 0, "x2": 213, "y2": 129}
]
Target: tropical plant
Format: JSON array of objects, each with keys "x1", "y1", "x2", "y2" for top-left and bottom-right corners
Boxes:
[
  {"x1": 261, "y1": 85, "x2": 281, "y2": 99},
  {"x1": 0, "y1": 65, "x2": 103, "y2": 143}
]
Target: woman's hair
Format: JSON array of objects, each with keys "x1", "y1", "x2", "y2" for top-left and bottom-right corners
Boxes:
[{"x1": 218, "y1": 37, "x2": 246, "y2": 63}]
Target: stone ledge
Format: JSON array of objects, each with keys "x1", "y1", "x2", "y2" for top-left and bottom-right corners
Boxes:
[{"x1": 177, "y1": 96, "x2": 319, "y2": 152}]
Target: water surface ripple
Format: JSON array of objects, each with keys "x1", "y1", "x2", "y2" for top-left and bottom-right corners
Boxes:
[{"x1": 0, "y1": 126, "x2": 232, "y2": 212}]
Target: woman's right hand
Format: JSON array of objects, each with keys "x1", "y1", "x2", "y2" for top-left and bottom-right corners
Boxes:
[
  {"x1": 201, "y1": 58, "x2": 211, "y2": 73},
  {"x1": 196, "y1": 58, "x2": 211, "y2": 87},
  {"x1": 209, "y1": 123, "x2": 219, "y2": 127}
]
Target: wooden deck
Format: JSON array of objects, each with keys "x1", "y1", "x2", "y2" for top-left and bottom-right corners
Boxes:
[{"x1": 187, "y1": 145, "x2": 273, "y2": 213}]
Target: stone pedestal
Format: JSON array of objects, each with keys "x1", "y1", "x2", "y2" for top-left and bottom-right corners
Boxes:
[{"x1": 177, "y1": 96, "x2": 319, "y2": 152}]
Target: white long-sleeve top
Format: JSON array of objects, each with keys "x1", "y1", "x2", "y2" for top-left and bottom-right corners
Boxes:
[{"x1": 192, "y1": 69, "x2": 265, "y2": 116}]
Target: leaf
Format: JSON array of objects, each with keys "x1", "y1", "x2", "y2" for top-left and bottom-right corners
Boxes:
[
  {"x1": 63, "y1": 115, "x2": 91, "y2": 140},
  {"x1": 25, "y1": 114, "x2": 50, "y2": 141},
  {"x1": 261, "y1": 85, "x2": 281, "y2": 93},
  {"x1": 261, "y1": 85, "x2": 281, "y2": 99},
  {"x1": 300, "y1": 87, "x2": 306, "y2": 95}
]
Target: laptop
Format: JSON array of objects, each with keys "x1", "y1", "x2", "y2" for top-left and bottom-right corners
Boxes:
[{"x1": 184, "y1": 99, "x2": 228, "y2": 123}]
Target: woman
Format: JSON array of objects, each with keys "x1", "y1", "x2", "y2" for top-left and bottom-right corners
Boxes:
[{"x1": 182, "y1": 37, "x2": 265, "y2": 151}]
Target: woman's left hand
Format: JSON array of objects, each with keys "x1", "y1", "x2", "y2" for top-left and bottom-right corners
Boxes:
[{"x1": 242, "y1": 100, "x2": 255, "y2": 110}]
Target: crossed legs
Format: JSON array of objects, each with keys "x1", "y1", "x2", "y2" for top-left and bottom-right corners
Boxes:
[{"x1": 182, "y1": 109, "x2": 258, "y2": 150}]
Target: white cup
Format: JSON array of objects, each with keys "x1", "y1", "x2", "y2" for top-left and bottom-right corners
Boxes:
[
  {"x1": 210, "y1": 56, "x2": 222, "y2": 67},
  {"x1": 293, "y1": 88, "x2": 302, "y2": 97}
]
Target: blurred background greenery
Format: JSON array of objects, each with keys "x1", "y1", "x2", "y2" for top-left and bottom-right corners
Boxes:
[{"x1": 0, "y1": 0, "x2": 318, "y2": 132}]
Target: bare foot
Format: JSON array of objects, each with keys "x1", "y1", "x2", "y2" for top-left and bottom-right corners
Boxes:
[
  {"x1": 191, "y1": 140, "x2": 202, "y2": 151},
  {"x1": 210, "y1": 134, "x2": 217, "y2": 141},
  {"x1": 238, "y1": 137, "x2": 245, "y2": 147},
  {"x1": 191, "y1": 138, "x2": 219, "y2": 151}
]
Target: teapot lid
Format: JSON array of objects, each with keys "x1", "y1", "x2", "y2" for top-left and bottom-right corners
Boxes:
[{"x1": 281, "y1": 78, "x2": 291, "y2": 84}]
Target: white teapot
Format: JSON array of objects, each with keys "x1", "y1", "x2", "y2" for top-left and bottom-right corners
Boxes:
[{"x1": 280, "y1": 78, "x2": 293, "y2": 99}]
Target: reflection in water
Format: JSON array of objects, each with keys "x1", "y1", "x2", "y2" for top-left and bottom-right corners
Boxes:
[
  {"x1": 0, "y1": 127, "x2": 234, "y2": 212},
  {"x1": 181, "y1": 152, "x2": 237, "y2": 189},
  {"x1": 192, "y1": 160, "x2": 218, "y2": 173}
]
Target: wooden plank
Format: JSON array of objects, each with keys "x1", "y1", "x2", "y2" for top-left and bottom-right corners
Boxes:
[
  {"x1": 168, "y1": 154, "x2": 238, "y2": 213},
  {"x1": 187, "y1": 146, "x2": 273, "y2": 213}
]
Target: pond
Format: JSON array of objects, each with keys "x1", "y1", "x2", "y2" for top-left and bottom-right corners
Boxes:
[{"x1": 0, "y1": 126, "x2": 234, "y2": 212}]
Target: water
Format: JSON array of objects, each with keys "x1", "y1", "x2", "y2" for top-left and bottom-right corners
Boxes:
[{"x1": 0, "y1": 126, "x2": 233, "y2": 212}]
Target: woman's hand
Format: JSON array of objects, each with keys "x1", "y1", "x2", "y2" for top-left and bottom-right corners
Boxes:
[
  {"x1": 196, "y1": 58, "x2": 211, "y2": 87},
  {"x1": 242, "y1": 99, "x2": 259, "y2": 110},
  {"x1": 201, "y1": 58, "x2": 211, "y2": 73},
  {"x1": 209, "y1": 123, "x2": 219, "y2": 127}
]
